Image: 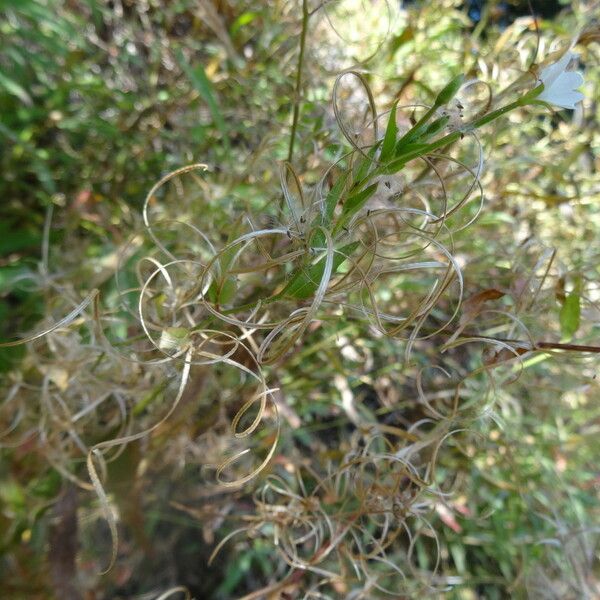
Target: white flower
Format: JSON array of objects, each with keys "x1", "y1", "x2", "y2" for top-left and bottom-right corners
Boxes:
[{"x1": 538, "y1": 51, "x2": 584, "y2": 110}]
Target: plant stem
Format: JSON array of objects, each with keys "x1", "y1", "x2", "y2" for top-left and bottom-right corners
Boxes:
[
  {"x1": 446, "y1": 331, "x2": 600, "y2": 354},
  {"x1": 470, "y1": 97, "x2": 525, "y2": 129},
  {"x1": 366, "y1": 96, "x2": 528, "y2": 183},
  {"x1": 287, "y1": 0, "x2": 310, "y2": 165}
]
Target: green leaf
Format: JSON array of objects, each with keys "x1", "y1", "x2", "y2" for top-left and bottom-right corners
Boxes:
[
  {"x1": 395, "y1": 129, "x2": 422, "y2": 156},
  {"x1": 0, "y1": 72, "x2": 32, "y2": 105},
  {"x1": 0, "y1": 223, "x2": 41, "y2": 255},
  {"x1": 383, "y1": 142, "x2": 432, "y2": 174},
  {"x1": 29, "y1": 469, "x2": 61, "y2": 499},
  {"x1": 207, "y1": 275, "x2": 238, "y2": 305},
  {"x1": 312, "y1": 172, "x2": 350, "y2": 257},
  {"x1": 560, "y1": 292, "x2": 580, "y2": 339},
  {"x1": 397, "y1": 142, "x2": 431, "y2": 157},
  {"x1": 434, "y1": 74, "x2": 464, "y2": 107},
  {"x1": 342, "y1": 183, "x2": 378, "y2": 217},
  {"x1": 353, "y1": 142, "x2": 380, "y2": 184},
  {"x1": 333, "y1": 183, "x2": 378, "y2": 234},
  {"x1": 380, "y1": 102, "x2": 398, "y2": 162},
  {"x1": 421, "y1": 115, "x2": 450, "y2": 139},
  {"x1": 230, "y1": 11, "x2": 259, "y2": 36},
  {"x1": 175, "y1": 49, "x2": 229, "y2": 148},
  {"x1": 281, "y1": 241, "x2": 360, "y2": 299},
  {"x1": 323, "y1": 172, "x2": 349, "y2": 227},
  {"x1": 332, "y1": 183, "x2": 378, "y2": 235}
]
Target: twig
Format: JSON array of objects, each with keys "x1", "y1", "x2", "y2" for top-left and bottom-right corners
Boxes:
[
  {"x1": 287, "y1": 0, "x2": 310, "y2": 165},
  {"x1": 458, "y1": 332, "x2": 600, "y2": 354}
]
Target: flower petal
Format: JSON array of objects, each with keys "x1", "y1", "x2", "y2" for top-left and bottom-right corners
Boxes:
[
  {"x1": 557, "y1": 70, "x2": 584, "y2": 91},
  {"x1": 540, "y1": 51, "x2": 578, "y2": 89},
  {"x1": 537, "y1": 51, "x2": 585, "y2": 110},
  {"x1": 540, "y1": 89, "x2": 584, "y2": 110}
]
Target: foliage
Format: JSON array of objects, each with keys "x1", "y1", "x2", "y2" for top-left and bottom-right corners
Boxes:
[{"x1": 1, "y1": 1, "x2": 599, "y2": 599}]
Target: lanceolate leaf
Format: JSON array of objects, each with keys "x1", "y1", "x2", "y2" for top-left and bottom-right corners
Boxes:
[
  {"x1": 394, "y1": 115, "x2": 434, "y2": 155},
  {"x1": 342, "y1": 183, "x2": 378, "y2": 217},
  {"x1": 312, "y1": 172, "x2": 349, "y2": 249},
  {"x1": 560, "y1": 292, "x2": 581, "y2": 339},
  {"x1": 207, "y1": 275, "x2": 238, "y2": 305},
  {"x1": 333, "y1": 183, "x2": 378, "y2": 234},
  {"x1": 380, "y1": 102, "x2": 399, "y2": 162},
  {"x1": 323, "y1": 172, "x2": 349, "y2": 227},
  {"x1": 353, "y1": 143, "x2": 380, "y2": 184},
  {"x1": 383, "y1": 143, "x2": 431, "y2": 174},
  {"x1": 433, "y1": 73, "x2": 465, "y2": 107},
  {"x1": 421, "y1": 115, "x2": 450, "y2": 139},
  {"x1": 280, "y1": 241, "x2": 360, "y2": 299}
]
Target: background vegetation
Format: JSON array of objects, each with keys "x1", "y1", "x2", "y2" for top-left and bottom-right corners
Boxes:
[{"x1": 1, "y1": 0, "x2": 599, "y2": 598}]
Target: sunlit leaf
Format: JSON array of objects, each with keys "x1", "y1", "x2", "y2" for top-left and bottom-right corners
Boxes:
[
  {"x1": 281, "y1": 241, "x2": 359, "y2": 299},
  {"x1": 380, "y1": 101, "x2": 398, "y2": 162},
  {"x1": 560, "y1": 292, "x2": 580, "y2": 339}
]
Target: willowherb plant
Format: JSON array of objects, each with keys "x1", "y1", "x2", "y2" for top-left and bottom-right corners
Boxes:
[{"x1": 2, "y1": 6, "x2": 597, "y2": 597}]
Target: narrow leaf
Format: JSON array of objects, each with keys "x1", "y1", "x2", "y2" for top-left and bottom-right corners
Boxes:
[
  {"x1": 353, "y1": 143, "x2": 380, "y2": 184},
  {"x1": 342, "y1": 183, "x2": 378, "y2": 217},
  {"x1": 281, "y1": 241, "x2": 360, "y2": 299},
  {"x1": 380, "y1": 102, "x2": 398, "y2": 162},
  {"x1": 0, "y1": 72, "x2": 32, "y2": 105},
  {"x1": 434, "y1": 74, "x2": 464, "y2": 107},
  {"x1": 312, "y1": 172, "x2": 350, "y2": 250},
  {"x1": 332, "y1": 183, "x2": 378, "y2": 234},
  {"x1": 384, "y1": 143, "x2": 432, "y2": 173},
  {"x1": 207, "y1": 275, "x2": 237, "y2": 305},
  {"x1": 323, "y1": 172, "x2": 349, "y2": 226},
  {"x1": 421, "y1": 115, "x2": 450, "y2": 139},
  {"x1": 175, "y1": 49, "x2": 228, "y2": 146},
  {"x1": 560, "y1": 292, "x2": 580, "y2": 339}
]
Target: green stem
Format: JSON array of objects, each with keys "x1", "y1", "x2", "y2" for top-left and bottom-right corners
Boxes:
[
  {"x1": 287, "y1": 0, "x2": 310, "y2": 165},
  {"x1": 332, "y1": 86, "x2": 542, "y2": 233},
  {"x1": 413, "y1": 96, "x2": 526, "y2": 160},
  {"x1": 368, "y1": 96, "x2": 530, "y2": 182},
  {"x1": 406, "y1": 130, "x2": 462, "y2": 161},
  {"x1": 470, "y1": 97, "x2": 526, "y2": 129}
]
